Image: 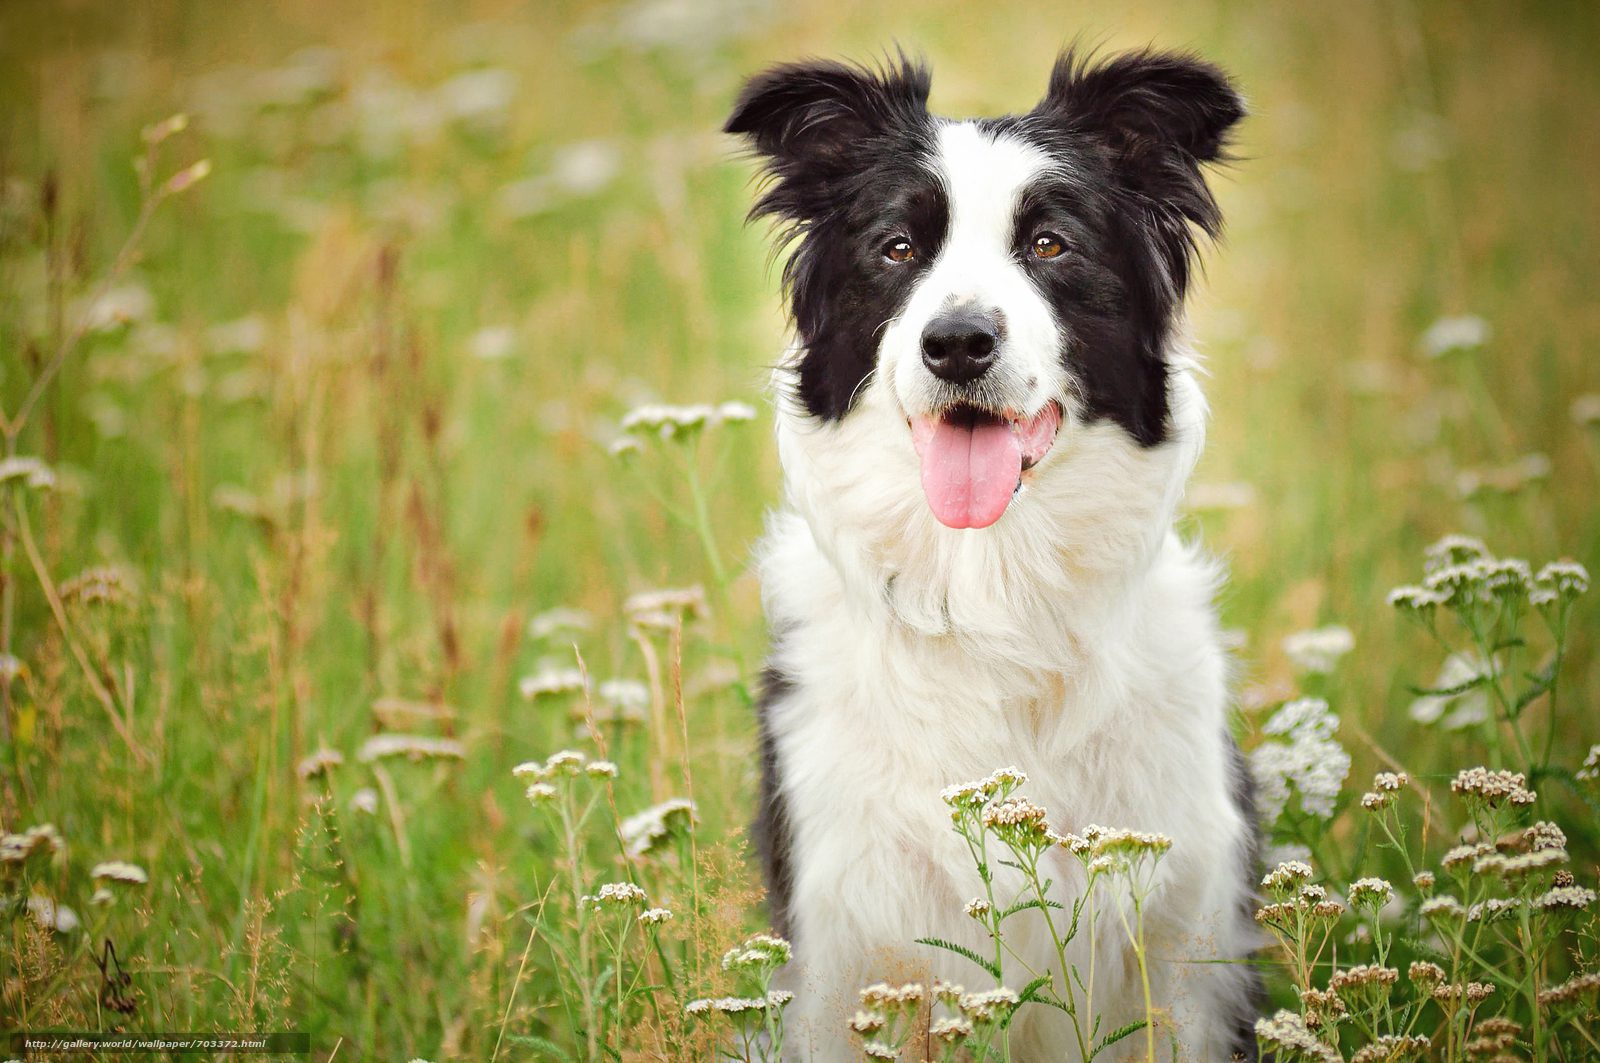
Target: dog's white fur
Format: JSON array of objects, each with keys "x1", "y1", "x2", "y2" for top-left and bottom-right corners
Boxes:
[{"x1": 758, "y1": 123, "x2": 1254, "y2": 1059}]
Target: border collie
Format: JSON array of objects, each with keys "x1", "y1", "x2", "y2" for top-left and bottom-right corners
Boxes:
[{"x1": 725, "y1": 49, "x2": 1260, "y2": 1059}]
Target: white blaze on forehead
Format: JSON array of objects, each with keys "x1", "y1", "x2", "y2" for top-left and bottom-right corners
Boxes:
[
  {"x1": 929, "y1": 122, "x2": 1054, "y2": 286},
  {"x1": 880, "y1": 119, "x2": 1068, "y2": 429}
]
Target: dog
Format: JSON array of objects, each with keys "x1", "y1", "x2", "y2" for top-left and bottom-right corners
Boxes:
[{"x1": 725, "y1": 48, "x2": 1261, "y2": 1060}]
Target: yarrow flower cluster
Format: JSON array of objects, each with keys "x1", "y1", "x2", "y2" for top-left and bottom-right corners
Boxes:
[
  {"x1": 1346, "y1": 877, "x2": 1394, "y2": 911},
  {"x1": 60, "y1": 565, "x2": 135, "y2": 607},
  {"x1": 1532, "y1": 559, "x2": 1589, "y2": 604},
  {"x1": 1576, "y1": 745, "x2": 1600, "y2": 785},
  {"x1": 618, "y1": 797, "x2": 696, "y2": 857},
  {"x1": 1327, "y1": 964, "x2": 1399, "y2": 1003},
  {"x1": 1534, "y1": 884, "x2": 1596, "y2": 912},
  {"x1": 526, "y1": 605, "x2": 593, "y2": 641},
  {"x1": 722, "y1": 933, "x2": 793, "y2": 973},
  {"x1": 1420, "y1": 895, "x2": 1467, "y2": 924},
  {"x1": 1464, "y1": 1017, "x2": 1521, "y2": 1057},
  {"x1": 1256, "y1": 884, "x2": 1345, "y2": 929},
  {"x1": 513, "y1": 748, "x2": 606, "y2": 782},
  {"x1": 979, "y1": 795, "x2": 1052, "y2": 850},
  {"x1": 1396, "y1": 536, "x2": 1586, "y2": 618},
  {"x1": 1538, "y1": 971, "x2": 1600, "y2": 1009},
  {"x1": 684, "y1": 991, "x2": 792, "y2": 1018},
  {"x1": 1250, "y1": 698, "x2": 1351, "y2": 822},
  {"x1": 0, "y1": 455, "x2": 56, "y2": 490},
  {"x1": 357, "y1": 734, "x2": 465, "y2": 763},
  {"x1": 616, "y1": 400, "x2": 758, "y2": 445},
  {"x1": 1349, "y1": 1035, "x2": 1431, "y2": 1062},
  {"x1": 579, "y1": 881, "x2": 646, "y2": 912},
  {"x1": 90, "y1": 860, "x2": 149, "y2": 885},
  {"x1": 1407, "y1": 654, "x2": 1492, "y2": 730},
  {"x1": 1359, "y1": 770, "x2": 1409, "y2": 811},
  {"x1": 296, "y1": 747, "x2": 344, "y2": 780},
  {"x1": 519, "y1": 666, "x2": 587, "y2": 699},
  {"x1": 939, "y1": 766, "x2": 1028, "y2": 812},
  {"x1": 955, "y1": 986, "x2": 1020, "y2": 1023},
  {"x1": 623, "y1": 586, "x2": 708, "y2": 631},
  {"x1": 1255, "y1": 1009, "x2": 1340, "y2": 1062},
  {"x1": 1280, "y1": 624, "x2": 1355, "y2": 674},
  {"x1": 1, "y1": 823, "x2": 64, "y2": 864},
  {"x1": 1060, "y1": 824, "x2": 1174, "y2": 876},
  {"x1": 1261, "y1": 860, "x2": 1315, "y2": 898},
  {"x1": 1451, "y1": 766, "x2": 1536, "y2": 808},
  {"x1": 858, "y1": 982, "x2": 927, "y2": 1009}
]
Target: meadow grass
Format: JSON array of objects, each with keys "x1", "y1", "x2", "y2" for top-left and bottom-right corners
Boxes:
[{"x1": 1, "y1": 0, "x2": 1598, "y2": 1059}]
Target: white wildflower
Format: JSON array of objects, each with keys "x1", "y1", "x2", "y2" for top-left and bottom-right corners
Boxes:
[
  {"x1": 1529, "y1": 883, "x2": 1593, "y2": 909},
  {"x1": 544, "y1": 749, "x2": 587, "y2": 775},
  {"x1": 1572, "y1": 393, "x2": 1600, "y2": 426},
  {"x1": 349, "y1": 788, "x2": 379, "y2": 815},
  {"x1": 27, "y1": 896, "x2": 80, "y2": 933},
  {"x1": 580, "y1": 881, "x2": 646, "y2": 911},
  {"x1": 1387, "y1": 583, "x2": 1448, "y2": 612},
  {"x1": 1347, "y1": 877, "x2": 1394, "y2": 911},
  {"x1": 519, "y1": 666, "x2": 587, "y2": 698},
  {"x1": 466, "y1": 324, "x2": 516, "y2": 361},
  {"x1": 1419, "y1": 314, "x2": 1490, "y2": 358},
  {"x1": 1452, "y1": 766, "x2": 1536, "y2": 806},
  {"x1": 619, "y1": 797, "x2": 696, "y2": 856},
  {"x1": 1455, "y1": 453, "x2": 1550, "y2": 499},
  {"x1": 1535, "y1": 559, "x2": 1589, "y2": 600},
  {"x1": 722, "y1": 933, "x2": 792, "y2": 971},
  {"x1": 638, "y1": 907, "x2": 673, "y2": 926},
  {"x1": 0, "y1": 824, "x2": 63, "y2": 863},
  {"x1": 83, "y1": 283, "x2": 155, "y2": 332},
  {"x1": 1420, "y1": 895, "x2": 1466, "y2": 922},
  {"x1": 296, "y1": 747, "x2": 344, "y2": 780},
  {"x1": 90, "y1": 861, "x2": 149, "y2": 885},
  {"x1": 957, "y1": 986, "x2": 1019, "y2": 1022},
  {"x1": 1408, "y1": 653, "x2": 1492, "y2": 729},
  {"x1": 0, "y1": 456, "x2": 57, "y2": 490},
  {"x1": 623, "y1": 586, "x2": 707, "y2": 626},
  {"x1": 597, "y1": 679, "x2": 649, "y2": 714},
  {"x1": 618, "y1": 399, "x2": 758, "y2": 441},
  {"x1": 1251, "y1": 698, "x2": 1350, "y2": 821},
  {"x1": 356, "y1": 734, "x2": 465, "y2": 763},
  {"x1": 1281, "y1": 625, "x2": 1354, "y2": 674},
  {"x1": 527, "y1": 607, "x2": 593, "y2": 641},
  {"x1": 1254, "y1": 1009, "x2": 1340, "y2": 1062},
  {"x1": 1577, "y1": 745, "x2": 1600, "y2": 784},
  {"x1": 205, "y1": 314, "x2": 268, "y2": 355}
]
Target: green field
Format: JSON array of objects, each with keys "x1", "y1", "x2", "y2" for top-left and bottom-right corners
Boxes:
[{"x1": 2, "y1": 1, "x2": 1599, "y2": 1059}]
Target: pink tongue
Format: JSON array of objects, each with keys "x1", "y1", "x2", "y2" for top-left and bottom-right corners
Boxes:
[{"x1": 911, "y1": 414, "x2": 1022, "y2": 529}]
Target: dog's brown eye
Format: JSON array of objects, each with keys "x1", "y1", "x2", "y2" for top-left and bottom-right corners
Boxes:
[
  {"x1": 1032, "y1": 232, "x2": 1065, "y2": 259},
  {"x1": 883, "y1": 238, "x2": 916, "y2": 263}
]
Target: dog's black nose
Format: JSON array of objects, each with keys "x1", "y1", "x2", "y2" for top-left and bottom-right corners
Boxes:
[{"x1": 921, "y1": 310, "x2": 999, "y2": 385}]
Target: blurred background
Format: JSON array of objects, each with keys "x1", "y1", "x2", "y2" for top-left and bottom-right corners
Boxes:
[{"x1": 1, "y1": 0, "x2": 1597, "y2": 1056}]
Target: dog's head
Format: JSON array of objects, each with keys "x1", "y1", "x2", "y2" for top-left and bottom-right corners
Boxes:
[{"x1": 727, "y1": 50, "x2": 1243, "y2": 531}]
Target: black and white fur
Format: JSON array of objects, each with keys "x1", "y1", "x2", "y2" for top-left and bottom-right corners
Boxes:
[{"x1": 726, "y1": 49, "x2": 1261, "y2": 1060}]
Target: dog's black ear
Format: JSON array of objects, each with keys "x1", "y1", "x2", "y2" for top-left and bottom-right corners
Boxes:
[
  {"x1": 1040, "y1": 49, "x2": 1244, "y2": 165},
  {"x1": 724, "y1": 56, "x2": 931, "y2": 210}
]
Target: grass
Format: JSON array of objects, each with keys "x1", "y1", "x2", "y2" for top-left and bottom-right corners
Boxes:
[{"x1": 0, "y1": 0, "x2": 1598, "y2": 1059}]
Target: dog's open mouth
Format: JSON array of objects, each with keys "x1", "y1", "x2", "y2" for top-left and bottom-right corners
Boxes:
[{"x1": 909, "y1": 401, "x2": 1063, "y2": 529}]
